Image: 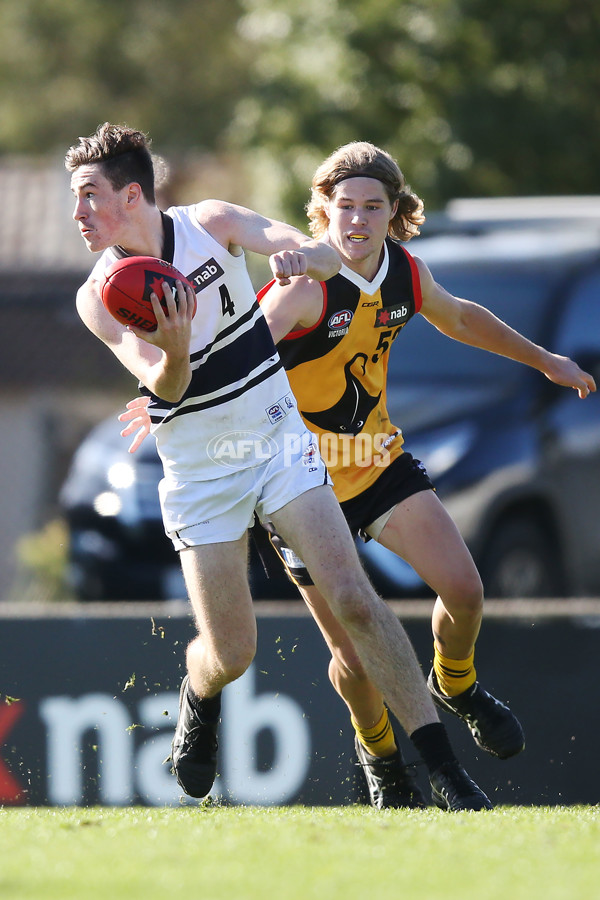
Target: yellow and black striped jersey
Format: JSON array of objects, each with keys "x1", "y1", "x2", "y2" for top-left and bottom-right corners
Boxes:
[{"x1": 258, "y1": 238, "x2": 422, "y2": 502}]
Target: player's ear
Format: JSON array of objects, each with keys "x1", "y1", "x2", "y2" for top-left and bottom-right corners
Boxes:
[
  {"x1": 389, "y1": 199, "x2": 399, "y2": 220},
  {"x1": 125, "y1": 182, "x2": 143, "y2": 206}
]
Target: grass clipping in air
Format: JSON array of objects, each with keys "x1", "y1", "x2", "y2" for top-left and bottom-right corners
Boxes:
[{"x1": 1, "y1": 805, "x2": 600, "y2": 900}]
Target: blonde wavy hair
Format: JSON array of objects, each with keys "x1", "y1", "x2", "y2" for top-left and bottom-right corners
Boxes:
[{"x1": 306, "y1": 141, "x2": 425, "y2": 241}]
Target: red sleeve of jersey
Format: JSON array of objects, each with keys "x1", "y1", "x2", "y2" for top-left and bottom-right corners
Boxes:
[
  {"x1": 256, "y1": 280, "x2": 328, "y2": 340},
  {"x1": 402, "y1": 247, "x2": 423, "y2": 314}
]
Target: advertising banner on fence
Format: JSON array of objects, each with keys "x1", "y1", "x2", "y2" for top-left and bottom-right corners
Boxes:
[{"x1": 1, "y1": 603, "x2": 600, "y2": 807}]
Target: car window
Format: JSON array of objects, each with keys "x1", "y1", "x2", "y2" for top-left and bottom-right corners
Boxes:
[
  {"x1": 553, "y1": 266, "x2": 600, "y2": 356},
  {"x1": 388, "y1": 261, "x2": 566, "y2": 383}
]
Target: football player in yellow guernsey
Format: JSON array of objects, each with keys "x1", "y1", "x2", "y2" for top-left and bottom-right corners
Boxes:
[
  {"x1": 254, "y1": 141, "x2": 595, "y2": 806},
  {"x1": 120, "y1": 142, "x2": 595, "y2": 809}
]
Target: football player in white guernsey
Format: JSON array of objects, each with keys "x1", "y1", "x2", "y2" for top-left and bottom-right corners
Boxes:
[{"x1": 68, "y1": 123, "x2": 494, "y2": 812}]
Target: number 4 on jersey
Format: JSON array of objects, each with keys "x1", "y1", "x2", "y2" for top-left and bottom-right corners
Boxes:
[{"x1": 219, "y1": 285, "x2": 235, "y2": 317}]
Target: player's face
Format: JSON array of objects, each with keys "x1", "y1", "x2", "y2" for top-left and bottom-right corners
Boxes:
[
  {"x1": 325, "y1": 177, "x2": 398, "y2": 278},
  {"x1": 70, "y1": 164, "x2": 130, "y2": 252}
]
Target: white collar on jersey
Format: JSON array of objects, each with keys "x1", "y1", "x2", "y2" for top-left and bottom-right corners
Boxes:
[{"x1": 339, "y1": 240, "x2": 389, "y2": 296}]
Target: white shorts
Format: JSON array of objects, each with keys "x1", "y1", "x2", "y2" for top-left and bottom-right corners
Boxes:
[{"x1": 159, "y1": 434, "x2": 331, "y2": 550}]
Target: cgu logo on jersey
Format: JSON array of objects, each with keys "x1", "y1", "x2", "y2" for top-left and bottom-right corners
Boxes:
[
  {"x1": 328, "y1": 309, "x2": 353, "y2": 337},
  {"x1": 375, "y1": 303, "x2": 410, "y2": 327},
  {"x1": 189, "y1": 258, "x2": 225, "y2": 293}
]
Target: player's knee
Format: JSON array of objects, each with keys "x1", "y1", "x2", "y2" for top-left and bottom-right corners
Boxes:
[
  {"x1": 461, "y1": 569, "x2": 484, "y2": 612},
  {"x1": 328, "y1": 653, "x2": 369, "y2": 690},
  {"x1": 330, "y1": 583, "x2": 379, "y2": 631},
  {"x1": 441, "y1": 568, "x2": 484, "y2": 618},
  {"x1": 213, "y1": 640, "x2": 256, "y2": 683}
]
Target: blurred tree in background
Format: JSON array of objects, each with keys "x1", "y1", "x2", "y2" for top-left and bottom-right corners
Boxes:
[
  {"x1": 0, "y1": 0, "x2": 248, "y2": 153},
  {"x1": 230, "y1": 0, "x2": 466, "y2": 218},
  {"x1": 0, "y1": 0, "x2": 598, "y2": 223},
  {"x1": 441, "y1": 0, "x2": 600, "y2": 199},
  {"x1": 231, "y1": 0, "x2": 600, "y2": 219}
]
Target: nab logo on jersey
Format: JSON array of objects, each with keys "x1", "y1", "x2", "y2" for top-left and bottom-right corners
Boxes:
[
  {"x1": 375, "y1": 304, "x2": 410, "y2": 327},
  {"x1": 189, "y1": 258, "x2": 225, "y2": 293},
  {"x1": 328, "y1": 310, "x2": 353, "y2": 330}
]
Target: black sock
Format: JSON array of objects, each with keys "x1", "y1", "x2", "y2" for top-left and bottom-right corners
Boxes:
[
  {"x1": 409, "y1": 722, "x2": 458, "y2": 774},
  {"x1": 186, "y1": 682, "x2": 222, "y2": 723}
]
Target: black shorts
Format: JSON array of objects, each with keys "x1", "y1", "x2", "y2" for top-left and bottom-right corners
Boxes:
[
  {"x1": 257, "y1": 451, "x2": 434, "y2": 588},
  {"x1": 341, "y1": 450, "x2": 434, "y2": 540}
]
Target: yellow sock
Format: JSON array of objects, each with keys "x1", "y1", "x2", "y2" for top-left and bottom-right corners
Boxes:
[
  {"x1": 433, "y1": 645, "x2": 476, "y2": 697},
  {"x1": 352, "y1": 707, "x2": 397, "y2": 758}
]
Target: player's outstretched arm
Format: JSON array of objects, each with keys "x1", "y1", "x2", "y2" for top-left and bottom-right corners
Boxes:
[
  {"x1": 416, "y1": 257, "x2": 597, "y2": 399},
  {"x1": 194, "y1": 199, "x2": 341, "y2": 285}
]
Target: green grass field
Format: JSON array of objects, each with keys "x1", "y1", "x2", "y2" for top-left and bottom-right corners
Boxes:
[{"x1": 2, "y1": 805, "x2": 599, "y2": 900}]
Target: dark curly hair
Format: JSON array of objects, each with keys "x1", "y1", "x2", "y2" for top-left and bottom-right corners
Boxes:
[{"x1": 65, "y1": 122, "x2": 156, "y2": 204}]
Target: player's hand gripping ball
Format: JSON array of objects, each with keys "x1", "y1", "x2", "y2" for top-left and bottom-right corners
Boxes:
[{"x1": 101, "y1": 256, "x2": 197, "y2": 332}]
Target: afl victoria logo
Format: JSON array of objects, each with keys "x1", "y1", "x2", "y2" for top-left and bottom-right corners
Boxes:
[
  {"x1": 207, "y1": 431, "x2": 278, "y2": 468},
  {"x1": 328, "y1": 309, "x2": 353, "y2": 329}
]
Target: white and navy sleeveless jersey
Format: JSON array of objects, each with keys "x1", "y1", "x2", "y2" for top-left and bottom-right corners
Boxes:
[{"x1": 90, "y1": 204, "x2": 307, "y2": 481}]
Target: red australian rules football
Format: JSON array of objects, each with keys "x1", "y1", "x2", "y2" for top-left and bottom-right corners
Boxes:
[{"x1": 100, "y1": 256, "x2": 197, "y2": 332}]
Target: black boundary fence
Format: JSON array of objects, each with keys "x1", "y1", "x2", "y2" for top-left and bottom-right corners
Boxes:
[{"x1": 1, "y1": 599, "x2": 599, "y2": 808}]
